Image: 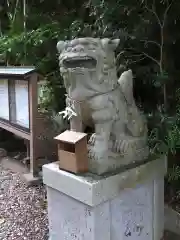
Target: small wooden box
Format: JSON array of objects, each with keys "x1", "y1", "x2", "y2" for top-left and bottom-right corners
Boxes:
[{"x1": 54, "y1": 130, "x2": 88, "y2": 173}]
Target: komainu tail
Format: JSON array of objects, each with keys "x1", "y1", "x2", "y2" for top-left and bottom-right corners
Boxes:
[{"x1": 118, "y1": 69, "x2": 134, "y2": 105}]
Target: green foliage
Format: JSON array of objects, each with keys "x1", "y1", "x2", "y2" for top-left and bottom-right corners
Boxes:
[
  {"x1": 168, "y1": 165, "x2": 180, "y2": 182},
  {"x1": 148, "y1": 115, "x2": 180, "y2": 156}
]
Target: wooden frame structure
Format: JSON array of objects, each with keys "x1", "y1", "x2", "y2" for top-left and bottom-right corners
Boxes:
[{"x1": 0, "y1": 66, "x2": 57, "y2": 177}]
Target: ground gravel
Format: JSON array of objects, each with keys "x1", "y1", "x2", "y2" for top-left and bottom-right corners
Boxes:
[{"x1": 0, "y1": 165, "x2": 48, "y2": 240}]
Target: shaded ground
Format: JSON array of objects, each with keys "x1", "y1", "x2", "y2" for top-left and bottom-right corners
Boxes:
[
  {"x1": 0, "y1": 162, "x2": 48, "y2": 240},
  {"x1": 163, "y1": 231, "x2": 180, "y2": 240}
]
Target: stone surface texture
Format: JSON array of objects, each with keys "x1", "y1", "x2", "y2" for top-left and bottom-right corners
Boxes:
[
  {"x1": 57, "y1": 37, "x2": 149, "y2": 175},
  {"x1": 43, "y1": 157, "x2": 166, "y2": 240}
]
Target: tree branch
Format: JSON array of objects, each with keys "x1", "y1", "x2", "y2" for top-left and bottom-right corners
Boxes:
[
  {"x1": 140, "y1": 40, "x2": 161, "y2": 48},
  {"x1": 162, "y1": 0, "x2": 174, "y2": 28},
  {"x1": 128, "y1": 53, "x2": 144, "y2": 58},
  {"x1": 12, "y1": 0, "x2": 20, "y2": 24},
  {"x1": 144, "y1": 5, "x2": 162, "y2": 28},
  {"x1": 129, "y1": 57, "x2": 146, "y2": 64},
  {"x1": 141, "y1": 51, "x2": 160, "y2": 66},
  {"x1": 125, "y1": 47, "x2": 160, "y2": 66}
]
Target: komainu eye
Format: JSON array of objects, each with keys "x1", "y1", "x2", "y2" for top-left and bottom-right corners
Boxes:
[
  {"x1": 65, "y1": 47, "x2": 71, "y2": 52},
  {"x1": 65, "y1": 45, "x2": 72, "y2": 51}
]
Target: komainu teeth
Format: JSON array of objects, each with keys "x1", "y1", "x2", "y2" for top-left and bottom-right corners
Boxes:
[{"x1": 64, "y1": 56, "x2": 94, "y2": 62}]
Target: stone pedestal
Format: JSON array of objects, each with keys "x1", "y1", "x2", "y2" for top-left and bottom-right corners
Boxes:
[{"x1": 43, "y1": 156, "x2": 167, "y2": 240}]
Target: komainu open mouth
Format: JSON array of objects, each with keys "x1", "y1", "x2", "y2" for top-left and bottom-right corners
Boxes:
[{"x1": 63, "y1": 56, "x2": 97, "y2": 69}]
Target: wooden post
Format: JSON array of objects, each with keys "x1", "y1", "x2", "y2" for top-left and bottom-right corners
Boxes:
[{"x1": 29, "y1": 73, "x2": 38, "y2": 175}]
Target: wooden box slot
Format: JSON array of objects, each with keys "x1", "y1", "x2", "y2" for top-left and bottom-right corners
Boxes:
[{"x1": 55, "y1": 130, "x2": 88, "y2": 173}]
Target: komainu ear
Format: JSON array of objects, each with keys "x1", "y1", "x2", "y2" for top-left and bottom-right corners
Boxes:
[
  {"x1": 101, "y1": 38, "x2": 120, "y2": 51},
  {"x1": 57, "y1": 41, "x2": 66, "y2": 53}
]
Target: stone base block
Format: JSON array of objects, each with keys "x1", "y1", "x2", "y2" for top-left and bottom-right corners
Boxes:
[{"x1": 43, "y1": 157, "x2": 167, "y2": 240}]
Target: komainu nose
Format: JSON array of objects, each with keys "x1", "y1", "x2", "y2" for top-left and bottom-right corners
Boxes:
[{"x1": 72, "y1": 45, "x2": 84, "y2": 52}]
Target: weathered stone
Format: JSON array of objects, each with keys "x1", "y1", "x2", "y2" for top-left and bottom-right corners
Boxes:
[{"x1": 57, "y1": 37, "x2": 149, "y2": 175}]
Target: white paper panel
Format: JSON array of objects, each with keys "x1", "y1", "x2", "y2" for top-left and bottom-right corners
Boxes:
[
  {"x1": 0, "y1": 79, "x2": 9, "y2": 120},
  {"x1": 15, "y1": 80, "x2": 29, "y2": 128}
]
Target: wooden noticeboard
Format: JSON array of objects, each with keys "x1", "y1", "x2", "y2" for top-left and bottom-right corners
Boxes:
[
  {"x1": 14, "y1": 80, "x2": 29, "y2": 128},
  {"x1": 0, "y1": 79, "x2": 9, "y2": 120},
  {"x1": 0, "y1": 66, "x2": 57, "y2": 178}
]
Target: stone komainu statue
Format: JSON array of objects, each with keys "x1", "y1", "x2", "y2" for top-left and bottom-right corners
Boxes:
[{"x1": 57, "y1": 37, "x2": 149, "y2": 175}]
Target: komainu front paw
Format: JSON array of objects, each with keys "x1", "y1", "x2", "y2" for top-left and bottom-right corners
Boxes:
[
  {"x1": 113, "y1": 139, "x2": 129, "y2": 154},
  {"x1": 113, "y1": 138, "x2": 138, "y2": 154},
  {"x1": 88, "y1": 146, "x2": 104, "y2": 161},
  {"x1": 88, "y1": 148, "x2": 96, "y2": 159}
]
